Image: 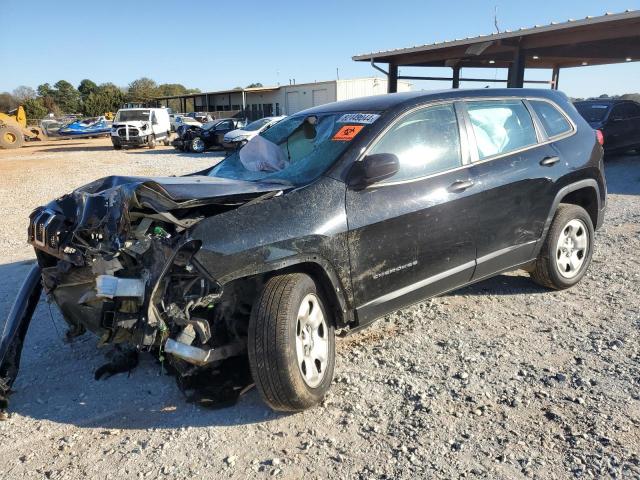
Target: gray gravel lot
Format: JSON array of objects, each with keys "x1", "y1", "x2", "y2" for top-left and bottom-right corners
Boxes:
[{"x1": 0, "y1": 139, "x2": 638, "y2": 479}]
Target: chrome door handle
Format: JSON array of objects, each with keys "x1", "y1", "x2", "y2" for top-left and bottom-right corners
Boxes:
[
  {"x1": 447, "y1": 179, "x2": 475, "y2": 193},
  {"x1": 540, "y1": 156, "x2": 560, "y2": 166}
]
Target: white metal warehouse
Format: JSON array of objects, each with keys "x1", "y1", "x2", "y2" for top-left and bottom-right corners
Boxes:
[{"x1": 154, "y1": 77, "x2": 412, "y2": 120}]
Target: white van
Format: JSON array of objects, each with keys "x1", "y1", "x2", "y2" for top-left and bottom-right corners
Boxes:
[{"x1": 111, "y1": 108, "x2": 171, "y2": 149}]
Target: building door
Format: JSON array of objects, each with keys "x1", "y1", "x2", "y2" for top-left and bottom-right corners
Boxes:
[
  {"x1": 286, "y1": 91, "x2": 300, "y2": 115},
  {"x1": 312, "y1": 89, "x2": 329, "y2": 107}
]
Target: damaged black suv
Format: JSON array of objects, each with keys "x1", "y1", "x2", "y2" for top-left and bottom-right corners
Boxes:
[{"x1": 1, "y1": 89, "x2": 606, "y2": 413}]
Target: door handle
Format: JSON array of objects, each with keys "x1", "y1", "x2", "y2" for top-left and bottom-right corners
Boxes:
[
  {"x1": 447, "y1": 179, "x2": 475, "y2": 193},
  {"x1": 540, "y1": 156, "x2": 560, "y2": 166}
]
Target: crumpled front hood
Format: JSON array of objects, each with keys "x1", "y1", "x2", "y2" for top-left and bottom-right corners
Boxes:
[
  {"x1": 29, "y1": 175, "x2": 285, "y2": 261},
  {"x1": 73, "y1": 175, "x2": 285, "y2": 205}
]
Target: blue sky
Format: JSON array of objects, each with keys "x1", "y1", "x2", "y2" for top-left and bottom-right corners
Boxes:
[{"x1": 1, "y1": 0, "x2": 639, "y2": 98}]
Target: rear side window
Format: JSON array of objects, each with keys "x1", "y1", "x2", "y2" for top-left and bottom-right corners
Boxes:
[
  {"x1": 612, "y1": 103, "x2": 640, "y2": 120},
  {"x1": 530, "y1": 100, "x2": 572, "y2": 137},
  {"x1": 369, "y1": 103, "x2": 462, "y2": 182},
  {"x1": 466, "y1": 100, "x2": 538, "y2": 160}
]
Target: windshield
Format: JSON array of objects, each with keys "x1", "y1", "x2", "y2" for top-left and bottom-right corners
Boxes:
[
  {"x1": 115, "y1": 110, "x2": 150, "y2": 122},
  {"x1": 209, "y1": 112, "x2": 373, "y2": 185},
  {"x1": 203, "y1": 121, "x2": 221, "y2": 131},
  {"x1": 244, "y1": 118, "x2": 273, "y2": 131},
  {"x1": 574, "y1": 103, "x2": 610, "y2": 122}
]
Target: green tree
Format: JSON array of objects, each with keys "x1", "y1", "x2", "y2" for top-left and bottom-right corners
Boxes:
[
  {"x1": 52, "y1": 80, "x2": 81, "y2": 113},
  {"x1": 83, "y1": 83, "x2": 126, "y2": 116},
  {"x1": 127, "y1": 77, "x2": 157, "y2": 102},
  {"x1": 246, "y1": 82, "x2": 263, "y2": 88},
  {"x1": 37, "y1": 83, "x2": 54, "y2": 98},
  {"x1": 78, "y1": 79, "x2": 98, "y2": 101},
  {"x1": 23, "y1": 98, "x2": 49, "y2": 120},
  {"x1": 156, "y1": 83, "x2": 188, "y2": 97},
  {"x1": 621, "y1": 93, "x2": 640, "y2": 103}
]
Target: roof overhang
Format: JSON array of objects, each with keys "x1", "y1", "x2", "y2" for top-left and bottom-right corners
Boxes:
[
  {"x1": 353, "y1": 10, "x2": 640, "y2": 69},
  {"x1": 155, "y1": 86, "x2": 280, "y2": 101}
]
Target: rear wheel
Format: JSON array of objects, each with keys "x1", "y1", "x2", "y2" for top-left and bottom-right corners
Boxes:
[
  {"x1": 0, "y1": 125, "x2": 24, "y2": 149},
  {"x1": 248, "y1": 273, "x2": 335, "y2": 411},
  {"x1": 530, "y1": 204, "x2": 594, "y2": 290}
]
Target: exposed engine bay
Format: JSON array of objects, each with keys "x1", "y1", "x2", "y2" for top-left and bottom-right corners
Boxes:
[{"x1": 1, "y1": 175, "x2": 283, "y2": 412}]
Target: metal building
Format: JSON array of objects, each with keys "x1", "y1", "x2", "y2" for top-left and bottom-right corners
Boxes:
[
  {"x1": 352, "y1": 10, "x2": 640, "y2": 92},
  {"x1": 154, "y1": 77, "x2": 412, "y2": 120}
]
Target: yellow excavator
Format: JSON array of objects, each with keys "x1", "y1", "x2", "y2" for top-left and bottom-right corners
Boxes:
[{"x1": 0, "y1": 106, "x2": 45, "y2": 149}]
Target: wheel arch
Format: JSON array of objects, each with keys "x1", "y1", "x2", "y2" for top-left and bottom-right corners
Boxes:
[
  {"x1": 535, "y1": 179, "x2": 602, "y2": 256},
  {"x1": 221, "y1": 256, "x2": 353, "y2": 329}
]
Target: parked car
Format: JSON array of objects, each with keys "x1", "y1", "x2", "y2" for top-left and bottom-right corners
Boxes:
[
  {"x1": 172, "y1": 118, "x2": 241, "y2": 152},
  {"x1": 222, "y1": 116, "x2": 286, "y2": 149},
  {"x1": 574, "y1": 99, "x2": 640, "y2": 154},
  {"x1": 2, "y1": 89, "x2": 606, "y2": 414},
  {"x1": 111, "y1": 107, "x2": 171, "y2": 149},
  {"x1": 187, "y1": 112, "x2": 213, "y2": 123},
  {"x1": 171, "y1": 115, "x2": 202, "y2": 132}
]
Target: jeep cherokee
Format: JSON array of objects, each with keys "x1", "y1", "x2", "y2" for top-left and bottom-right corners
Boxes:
[{"x1": 1, "y1": 89, "x2": 606, "y2": 412}]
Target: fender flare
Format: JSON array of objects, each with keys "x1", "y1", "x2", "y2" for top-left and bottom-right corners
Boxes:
[
  {"x1": 534, "y1": 179, "x2": 602, "y2": 256},
  {"x1": 217, "y1": 254, "x2": 353, "y2": 327}
]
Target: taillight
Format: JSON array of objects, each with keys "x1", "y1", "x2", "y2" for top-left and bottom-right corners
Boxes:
[{"x1": 595, "y1": 129, "x2": 604, "y2": 146}]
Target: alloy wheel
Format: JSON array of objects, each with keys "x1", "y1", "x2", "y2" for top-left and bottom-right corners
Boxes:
[
  {"x1": 555, "y1": 218, "x2": 589, "y2": 279},
  {"x1": 191, "y1": 137, "x2": 205, "y2": 153},
  {"x1": 295, "y1": 294, "x2": 329, "y2": 388}
]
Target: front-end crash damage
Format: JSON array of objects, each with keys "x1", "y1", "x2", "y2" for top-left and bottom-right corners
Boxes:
[{"x1": 0, "y1": 175, "x2": 283, "y2": 413}]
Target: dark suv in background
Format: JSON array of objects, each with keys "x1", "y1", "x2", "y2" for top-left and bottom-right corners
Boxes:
[
  {"x1": 2, "y1": 89, "x2": 606, "y2": 413},
  {"x1": 575, "y1": 99, "x2": 640, "y2": 154}
]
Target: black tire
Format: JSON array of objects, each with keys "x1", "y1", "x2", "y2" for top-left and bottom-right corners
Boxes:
[
  {"x1": 530, "y1": 204, "x2": 594, "y2": 290},
  {"x1": 0, "y1": 125, "x2": 24, "y2": 149},
  {"x1": 112, "y1": 138, "x2": 122, "y2": 150},
  {"x1": 190, "y1": 136, "x2": 206, "y2": 153},
  {"x1": 248, "y1": 273, "x2": 335, "y2": 411},
  {"x1": 148, "y1": 134, "x2": 156, "y2": 149}
]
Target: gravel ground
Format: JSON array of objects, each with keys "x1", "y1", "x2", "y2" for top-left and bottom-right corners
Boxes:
[{"x1": 0, "y1": 139, "x2": 638, "y2": 479}]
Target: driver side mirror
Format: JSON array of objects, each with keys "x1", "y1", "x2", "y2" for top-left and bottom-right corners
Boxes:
[{"x1": 347, "y1": 153, "x2": 400, "y2": 190}]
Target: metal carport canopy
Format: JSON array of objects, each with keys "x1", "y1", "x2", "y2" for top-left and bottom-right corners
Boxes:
[{"x1": 352, "y1": 10, "x2": 640, "y2": 92}]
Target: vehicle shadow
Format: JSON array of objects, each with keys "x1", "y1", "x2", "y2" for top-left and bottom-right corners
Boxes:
[
  {"x1": 127, "y1": 148, "x2": 228, "y2": 160},
  {"x1": 39, "y1": 145, "x2": 114, "y2": 153},
  {"x1": 603, "y1": 151, "x2": 640, "y2": 195},
  {"x1": 0, "y1": 260, "x2": 281, "y2": 429},
  {"x1": 446, "y1": 272, "x2": 548, "y2": 297}
]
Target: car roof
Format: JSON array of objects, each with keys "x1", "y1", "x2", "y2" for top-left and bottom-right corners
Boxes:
[
  {"x1": 575, "y1": 99, "x2": 638, "y2": 106},
  {"x1": 300, "y1": 88, "x2": 569, "y2": 115}
]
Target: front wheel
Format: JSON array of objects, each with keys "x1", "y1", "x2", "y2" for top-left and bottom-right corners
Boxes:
[
  {"x1": 190, "y1": 136, "x2": 206, "y2": 153},
  {"x1": 248, "y1": 273, "x2": 335, "y2": 411},
  {"x1": 147, "y1": 134, "x2": 156, "y2": 149},
  {"x1": 0, "y1": 125, "x2": 24, "y2": 149},
  {"x1": 530, "y1": 204, "x2": 594, "y2": 290}
]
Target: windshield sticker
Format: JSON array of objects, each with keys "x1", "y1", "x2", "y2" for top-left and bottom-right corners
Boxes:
[
  {"x1": 337, "y1": 113, "x2": 380, "y2": 124},
  {"x1": 333, "y1": 125, "x2": 364, "y2": 141}
]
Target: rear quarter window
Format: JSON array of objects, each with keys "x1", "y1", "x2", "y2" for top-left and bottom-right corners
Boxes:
[
  {"x1": 529, "y1": 100, "x2": 572, "y2": 137},
  {"x1": 466, "y1": 100, "x2": 538, "y2": 160}
]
